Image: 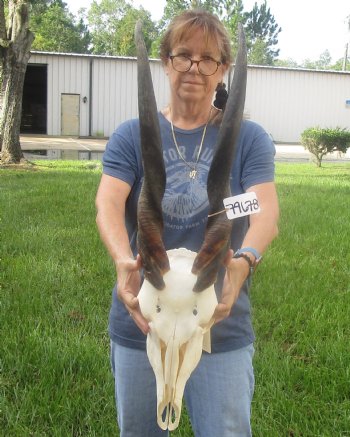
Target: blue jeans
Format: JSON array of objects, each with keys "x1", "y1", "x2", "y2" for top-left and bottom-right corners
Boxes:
[{"x1": 110, "y1": 341, "x2": 255, "y2": 437}]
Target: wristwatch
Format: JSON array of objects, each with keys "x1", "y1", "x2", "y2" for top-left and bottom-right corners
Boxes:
[{"x1": 233, "y1": 247, "x2": 262, "y2": 276}]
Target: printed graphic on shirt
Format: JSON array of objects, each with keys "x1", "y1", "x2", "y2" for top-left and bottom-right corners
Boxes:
[{"x1": 162, "y1": 146, "x2": 214, "y2": 230}]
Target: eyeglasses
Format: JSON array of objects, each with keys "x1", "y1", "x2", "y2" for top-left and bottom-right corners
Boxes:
[{"x1": 169, "y1": 55, "x2": 221, "y2": 76}]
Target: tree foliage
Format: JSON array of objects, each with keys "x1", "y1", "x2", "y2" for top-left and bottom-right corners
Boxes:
[
  {"x1": 30, "y1": 0, "x2": 90, "y2": 53},
  {"x1": 276, "y1": 49, "x2": 349, "y2": 71},
  {"x1": 23, "y1": 0, "x2": 349, "y2": 69},
  {"x1": 216, "y1": 0, "x2": 245, "y2": 56},
  {"x1": 248, "y1": 38, "x2": 271, "y2": 65},
  {"x1": 159, "y1": 0, "x2": 218, "y2": 30},
  {"x1": 24, "y1": 0, "x2": 283, "y2": 64},
  {"x1": 244, "y1": 0, "x2": 281, "y2": 65},
  {"x1": 274, "y1": 58, "x2": 299, "y2": 68},
  {"x1": 88, "y1": 0, "x2": 156, "y2": 56},
  {"x1": 301, "y1": 127, "x2": 350, "y2": 167}
]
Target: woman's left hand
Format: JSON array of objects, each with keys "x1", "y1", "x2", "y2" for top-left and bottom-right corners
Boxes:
[{"x1": 213, "y1": 249, "x2": 250, "y2": 323}]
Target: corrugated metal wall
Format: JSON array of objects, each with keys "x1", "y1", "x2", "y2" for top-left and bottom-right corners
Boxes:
[
  {"x1": 29, "y1": 52, "x2": 350, "y2": 143},
  {"x1": 91, "y1": 57, "x2": 173, "y2": 136},
  {"x1": 245, "y1": 66, "x2": 350, "y2": 142},
  {"x1": 31, "y1": 53, "x2": 91, "y2": 136}
]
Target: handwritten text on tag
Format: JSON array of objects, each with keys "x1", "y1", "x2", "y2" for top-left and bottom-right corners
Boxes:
[{"x1": 223, "y1": 192, "x2": 260, "y2": 220}]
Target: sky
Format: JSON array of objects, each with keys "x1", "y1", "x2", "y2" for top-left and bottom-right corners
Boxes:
[{"x1": 66, "y1": 0, "x2": 350, "y2": 63}]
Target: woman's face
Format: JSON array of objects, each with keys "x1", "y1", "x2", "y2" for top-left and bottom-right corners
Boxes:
[{"x1": 164, "y1": 28, "x2": 228, "y2": 107}]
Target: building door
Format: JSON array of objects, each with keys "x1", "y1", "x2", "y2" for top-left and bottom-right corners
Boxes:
[
  {"x1": 61, "y1": 94, "x2": 80, "y2": 136},
  {"x1": 21, "y1": 64, "x2": 48, "y2": 134}
]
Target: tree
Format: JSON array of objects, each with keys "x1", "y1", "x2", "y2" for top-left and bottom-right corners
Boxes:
[
  {"x1": 28, "y1": 0, "x2": 50, "y2": 13},
  {"x1": 151, "y1": 0, "x2": 189, "y2": 57},
  {"x1": 0, "y1": 0, "x2": 34, "y2": 164},
  {"x1": 113, "y1": 7, "x2": 157, "y2": 56},
  {"x1": 315, "y1": 50, "x2": 332, "y2": 70},
  {"x1": 214, "y1": 0, "x2": 281, "y2": 64},
  {"x1": 274, "y1": 58, "x2": 299, "y2": 68},
  {"x1": 333, "y1": 57, "x2": 350, "y2": 71},
  {"x1": 274, "y1": 56, "x2": 350, "y2": 71},
  {"x1": 244, "y1": 0, "x2": 281, "y2": 65},
  {"x1": 30, "y1": 0, "x2": 90, "y2": 53},
  {"x1": 301, "y1": 127, "x2": 350, "y2": 167},
  {"x1": 159, "y1": 0, "x2": 191, "y2": 27},
  {"x1": 159, "y1": 0, "x2": 217, "y2": 27},
  {"x1": 88, "y1": 0, "x2": 156, "y2": 56},
  {"x1": 298, "y1": 51, "x2": 332, "y2": 70},
  {"x1": 216, "y1": 0, "x2": 246, "y2": 55},
  {"x1": 248, "y1": 37, "x2": 271, "y2": 65}
]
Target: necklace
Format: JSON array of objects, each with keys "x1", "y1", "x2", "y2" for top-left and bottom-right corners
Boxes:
[{"x1": 170, "y1": 107, "x2": 212, "y2": 179}]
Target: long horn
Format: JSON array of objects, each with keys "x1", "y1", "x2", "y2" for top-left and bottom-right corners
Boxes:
[
  {"x1": 192, "y1": 24, "x2": 247, "y2": 292},
  {"x1": 135, "y1": 21, "x2": 170, "y2": 289}
]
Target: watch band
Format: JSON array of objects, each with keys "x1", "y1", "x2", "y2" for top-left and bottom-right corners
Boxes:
[
  {"x1": 233, "y1": 252, "x2": 254, "y2": 277},
  {"x1": 236, "y1": 247, "x2": 262, "y2": 263}
]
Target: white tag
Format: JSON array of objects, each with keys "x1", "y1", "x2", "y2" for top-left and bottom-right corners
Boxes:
[{"x1": 223, "y1": 192, "x2": 260, "y2": 220}]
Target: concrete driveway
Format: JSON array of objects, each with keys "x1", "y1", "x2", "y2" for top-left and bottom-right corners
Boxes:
[
  {"x1": 21, "y1": 135, "x2": 107, "y2": 160},
  {"x1": 20, "y1": 134, "x2": 350, "y2": 163}
]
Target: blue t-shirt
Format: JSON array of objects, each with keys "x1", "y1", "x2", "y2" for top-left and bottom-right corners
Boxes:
[{"x1": 103, "y1": 113, "x2": 275, "y2": 353}]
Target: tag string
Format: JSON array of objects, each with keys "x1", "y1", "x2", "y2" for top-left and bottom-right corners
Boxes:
[{"x1": 207, "y1": 207, "x2": 230, "y2": 218}]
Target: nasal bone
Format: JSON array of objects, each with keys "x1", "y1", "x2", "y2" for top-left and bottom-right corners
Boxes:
[{"x1": 158, "y1": 393, "x2": 181, "y2": 431}]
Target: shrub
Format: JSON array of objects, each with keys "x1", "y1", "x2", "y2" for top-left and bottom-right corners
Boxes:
[{"x1": 301, "y1": 127, "x2": 350, "y2": 166}]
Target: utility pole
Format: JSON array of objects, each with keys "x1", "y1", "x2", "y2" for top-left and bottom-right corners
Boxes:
[
  {"x1": 345, "y1": 15, "x2": 350, "y2": 71},
  {"x1": 343, "y1": 43, "x2": 348, "y2": 71}
]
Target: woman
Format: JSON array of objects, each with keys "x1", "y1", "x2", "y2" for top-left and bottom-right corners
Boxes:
[{"x1": 96, "y1": 9, "x2": 279, "y2": 437}]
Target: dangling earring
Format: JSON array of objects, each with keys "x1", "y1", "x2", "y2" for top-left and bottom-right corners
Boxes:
[{"x1": 213, "y1": 82, "x2": 228, "y2": 111}]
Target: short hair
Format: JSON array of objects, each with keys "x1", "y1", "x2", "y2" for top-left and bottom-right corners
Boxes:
[{"x1": 159, "y1": 9, "x2": 233, "y2": 66}]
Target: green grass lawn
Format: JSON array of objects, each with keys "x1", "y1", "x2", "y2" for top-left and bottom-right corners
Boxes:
[{"x1": 1, "y1": 161, "x2": 349, "y2": 436}]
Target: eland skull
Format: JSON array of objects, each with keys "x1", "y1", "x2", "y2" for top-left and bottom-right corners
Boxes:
[
  {"x1": 138, "y1": 248, "x2": 217, "y2": 430},
  {"x1": 134, "y1": 20, "x2": 247, "y2": 430}
]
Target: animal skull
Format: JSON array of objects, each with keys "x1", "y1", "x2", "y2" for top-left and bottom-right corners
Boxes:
[{"x1": 138, "y1": 248, "x2": 217, "y2": 431}]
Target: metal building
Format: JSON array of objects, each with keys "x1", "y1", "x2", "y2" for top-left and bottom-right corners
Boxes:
[{"x1": 24, "y1": 51, "x2": 350, "y2": 143}]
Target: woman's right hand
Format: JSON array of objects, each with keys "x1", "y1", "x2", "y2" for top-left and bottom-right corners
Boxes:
[{"x1": 116, "y1": 254, "x2": 150, "y2": 335}]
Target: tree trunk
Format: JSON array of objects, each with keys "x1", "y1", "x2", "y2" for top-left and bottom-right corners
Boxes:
[{"x1": 0, "y1": 1, "x2": 34, "y2": 164}]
